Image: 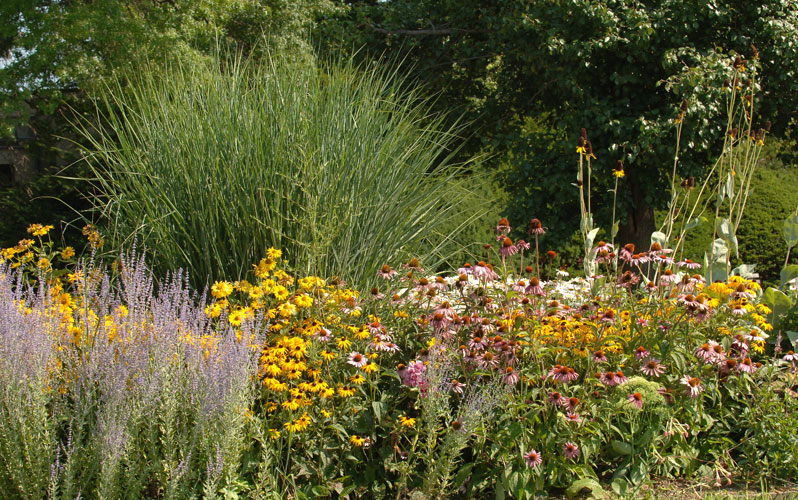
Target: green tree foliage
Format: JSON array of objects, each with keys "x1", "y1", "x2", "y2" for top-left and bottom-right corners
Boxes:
[
  {"x1": 327, "y1": 0, "x2": 798, "y2": 248},
  {"x1": 1, "y1": 0, "x2": 340, "y2": 132}
]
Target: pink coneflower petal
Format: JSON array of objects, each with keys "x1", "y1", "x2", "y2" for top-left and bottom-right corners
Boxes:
[
  {"x1": 640, "y1": 359, "x2": 666, "y2": 377},
  {"x1": 628, "y1": 392, "x2": 643, "y2": 409},
  {"x1": 524, "y1": 449, "x2": 542, "y2": 467},
  {"x1": 680, "y1": 375, "x2": 704, "y2": 397},
  {"x1": 563, "y1": 442, "x2": 580, "y2": 460},
  {"x1": 347, "y1": 351, "x2": 368, "y2": 368}
]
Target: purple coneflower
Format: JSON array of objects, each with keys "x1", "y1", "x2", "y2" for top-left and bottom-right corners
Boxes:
[
  {"x1": 592, "y1": 350, "x2": 608, "y2": 363},
  {"x1": 640, "y1": 359, "x2": 666, "y2": 377},
  {"x1": 628, "y1": 392, "x2": 643, "y2": 409},
  {"x1": 377, "y1": 264, "x2": 398, "y2": 280},
  {"x1": 731, "y1": 303, "x2": 747, "y2": 316},
  {"x1": 565, "y1": 412, "x2": 582, "y2": 423},
  {"x1": 524, "y1": 449, "x2": 543, "y2": 468},
  {"x1": 634, "y1": 346, "x2": 650, "y2": 360},
  {"x1": 737, "y1": 357, "x2": 757, "y2": 374},
  {"x1": 500, "y1": 237, "x2": 518, "y2": 258},
  {"x1": 496, "y1": 217, "x2": 511, "y2": 236},
  {"x1": 680, "y1": 375, "x2": 704, "y2": 397},
  {"x1": 783, "y1": 351, "x2": 798, "y2": 363},
  {"x1": 563, "y1": 442, "x2": 580, "y2": 460},
  {"x1": 404, "y1": 258, "x2": 424, "y2": 273},
  {"x1": 478, "y1": 351, "x2": 499, "y2": 369},
  {"x1": 472, "y1": 261, "x2": 498, "y2": 282},
  {"x1": 347, "y1": 351, "x2": 368, "y2": 368},
  {"x1": 525, "y1": 276, "x2": 544, "y2": 296},
  {"x1": 450, "y1": 379, "x2": 465, "y2": 395},
  {"x1": 503, "y1": 366, "x2": 520, "y2": 385},
  {"x1": 676, "y1": 258, "x2": 701, "y2": 269},
  {"x1": 548, "y1": 391, "x2": 566, "y2": 405},
  {"x1": 619, "y1": 243, "x2": 635, "y2": 262},
  {"x1": 516, "y1": 239, "x2": 531, "y2": 252},
  {"x1": 565, "y1": 397, "x2": 580, "y2": 411},
  {"x1": 549, "y1": 364, "x2": 579, "y2": 383},
  {"x1": 527, "y1": 218, "x2": 545, "y2": 235}
]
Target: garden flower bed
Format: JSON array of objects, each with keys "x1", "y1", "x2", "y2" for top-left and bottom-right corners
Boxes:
[{"x1": 2, "y1": 223, "x2": 797, "y2": 499}]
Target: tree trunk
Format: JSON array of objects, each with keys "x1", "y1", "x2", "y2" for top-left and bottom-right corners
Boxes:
[{"x1": 617, "y1": 177, "x2": 656, "y2": 254}]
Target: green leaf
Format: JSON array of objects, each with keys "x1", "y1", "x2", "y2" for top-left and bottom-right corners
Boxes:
[
  {"x1": 650, "y1": 231, "x2": 667, "y2": 248},
  {"x1": 784, "y1": 214, "x2": 798, "y2": 249},
  {"x1": 452, "y1": 463, "x2": 474, "y2": 491},
  {"x1": 715, "y1": 218, "x2": 738, "y2": 257},
  {"x1": 611, "y1": 479, "x2": 628, "y2": 496},
  {"x1": 761, "y1": 287, "x2": 793, "y2": 329},
  {"x1": 611, "y1": 221, "x2": 619, "y2": 240},
  {"x1": 566, "y1": 478, "x2": 606, "y2": 499},
  {"x1": 684, "y1": 216, "x2": 707, "y2": 231},
  {"x1": 311, "y1": 485, "x2": 330, "y2": 497},
  {"x1": 371, "y1": 401, "x2": 385, "y2": 425},
  {"x1": 629, "y1": 461, "x2": 648, "y2": 485},
  {"x1": 781, "y1": 265, "x2": 798, "y2": 289},
  {"x1": 730, "y1": 263, "x2": 757, "y2": 279},
  {"x1": 611, "y1": 440, "x2": 632, "y2": 456},
  {"x1": 787, "y1": 331, "x2": 798, "y2": 349}
]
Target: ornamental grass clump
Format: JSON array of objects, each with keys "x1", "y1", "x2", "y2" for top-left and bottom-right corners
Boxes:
[{"x1": 78, "y1": 52, "x2": 486, "y2": 289}]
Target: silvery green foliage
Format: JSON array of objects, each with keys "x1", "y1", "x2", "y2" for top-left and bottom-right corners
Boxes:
[{"x1": 0, "y1": 254, "x2": 263, "y2": 499}]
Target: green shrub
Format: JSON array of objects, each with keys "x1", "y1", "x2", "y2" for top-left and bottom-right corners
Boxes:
[{"x1": 79, "y1": 53, "x2": 487, "y2": 288}]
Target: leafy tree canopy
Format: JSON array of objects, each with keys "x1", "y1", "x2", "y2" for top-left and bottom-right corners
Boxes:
[
  {"x1": 326, "y1": 0, "x2": 798, "y2": 248},
  {"x1": 0, "y1": 0, "x2": 341, "y2": 136}
]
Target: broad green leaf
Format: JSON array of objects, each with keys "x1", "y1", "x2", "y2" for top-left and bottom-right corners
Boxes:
[
  {"x1": 650, "y1": 231, "x2": 667, "y2": 248},
  {"x1": 761, "y1": 287, "x2": 793, "y2": 329},
  {"x1": 371, "y1": 401, "x2": 385, "y2": 424},
  {"x1": 452, "y1": 464, "x2": 473, "y2": 491},
  {"x1": 566, "y1": 478, "x2": 606, "y2": 499},
  {"x1": 786, "y1": 331, "x2": 798, "y2": 349},
  {"x1": 684, "y1": 216, "x2": 707, "y2": 231},
  {"x1": 730, "y1": 264, "x2": 757, "y2": 279},
  {"x1": 715, "y1": 218, "x2": 738, "y2": 257},
  {"x1": 784, "y1": 214, "x2": 798, "y2": 249},
  {"x1": 781, "y1": 265, "x2": 798, "y2": 289},
  {"x1": 611, "y1": 440, "x2": 632, "y2": 455},
  {"x1": 311, "y1": 485, "x2": 330, "y2": 497},
  {"x1": 611, "y1": 221, "x2": 619, "y2": 240}
]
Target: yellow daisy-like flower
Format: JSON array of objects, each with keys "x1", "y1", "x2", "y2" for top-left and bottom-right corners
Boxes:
[
  {"x1": 284, "y1": 413, "x2": 311, "y2": 432},
  {"x1": 350, "y1": 435, "x2": 365, "y2": 447},
  {"x1": 37, "y1": 257, "x2": 51, "y2": 270},
  {"x1": 338, "y1": 386, "x2": 355, "y2": 398},
  {"x1": 399, "y1": 416, "x2": 416, "y2": 428},
  {"x1": 756, "y1": 303, "x2": 772, "y2": 315},
  {"x1": 336, "y1": 338, "x2": 352, "y2": 350},
  {"x1": 362, "y1": 363, "x2": 378, "y2": 375},
  {"x1": 350, "y1": 374, "x2": 365, "y2": 385},
  {"x1": 295, "y1": 294, "x2": 314, "y2": 309},
  {"x1": 268, "y1": 428, "x2": 281, "y2": 440},
  {"x1": 61, "y1": 247, "x2": 75, "y2": 260},
  {"x1": 281, "y1": 399, "x2": 302, "y2": 411},
  {"x1": 394, "y1": 310, "x2": 409, "y2": 319},
  {"x1": 320, "y1": 409, "x2": 331, "y2": 418},
  {"x1": 278, "y1": 302, "x2": 298, "y2": 318},
  {"x1": 229, "y1": 308, "x2": 246, "y2": 326},
  {"x1": 211, "y1": 281, "x2": 234, "y2": 299},
  {"x1": 267, "y1": 247, "x2": 282, "y2": 260},
  {"x1": 272, "y1": 286, "x2": 290, "y2": 301},
  {"x1": 320, "y1": 350, "x2": 337, "y2": 361},
  {"x1": 27, "y1": 223, "x2": 54, "y2": 237}
]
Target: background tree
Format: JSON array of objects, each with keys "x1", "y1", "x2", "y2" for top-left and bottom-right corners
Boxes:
[{"x1": 324, "y1": 0, "x2": 798, "y2": 253}]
